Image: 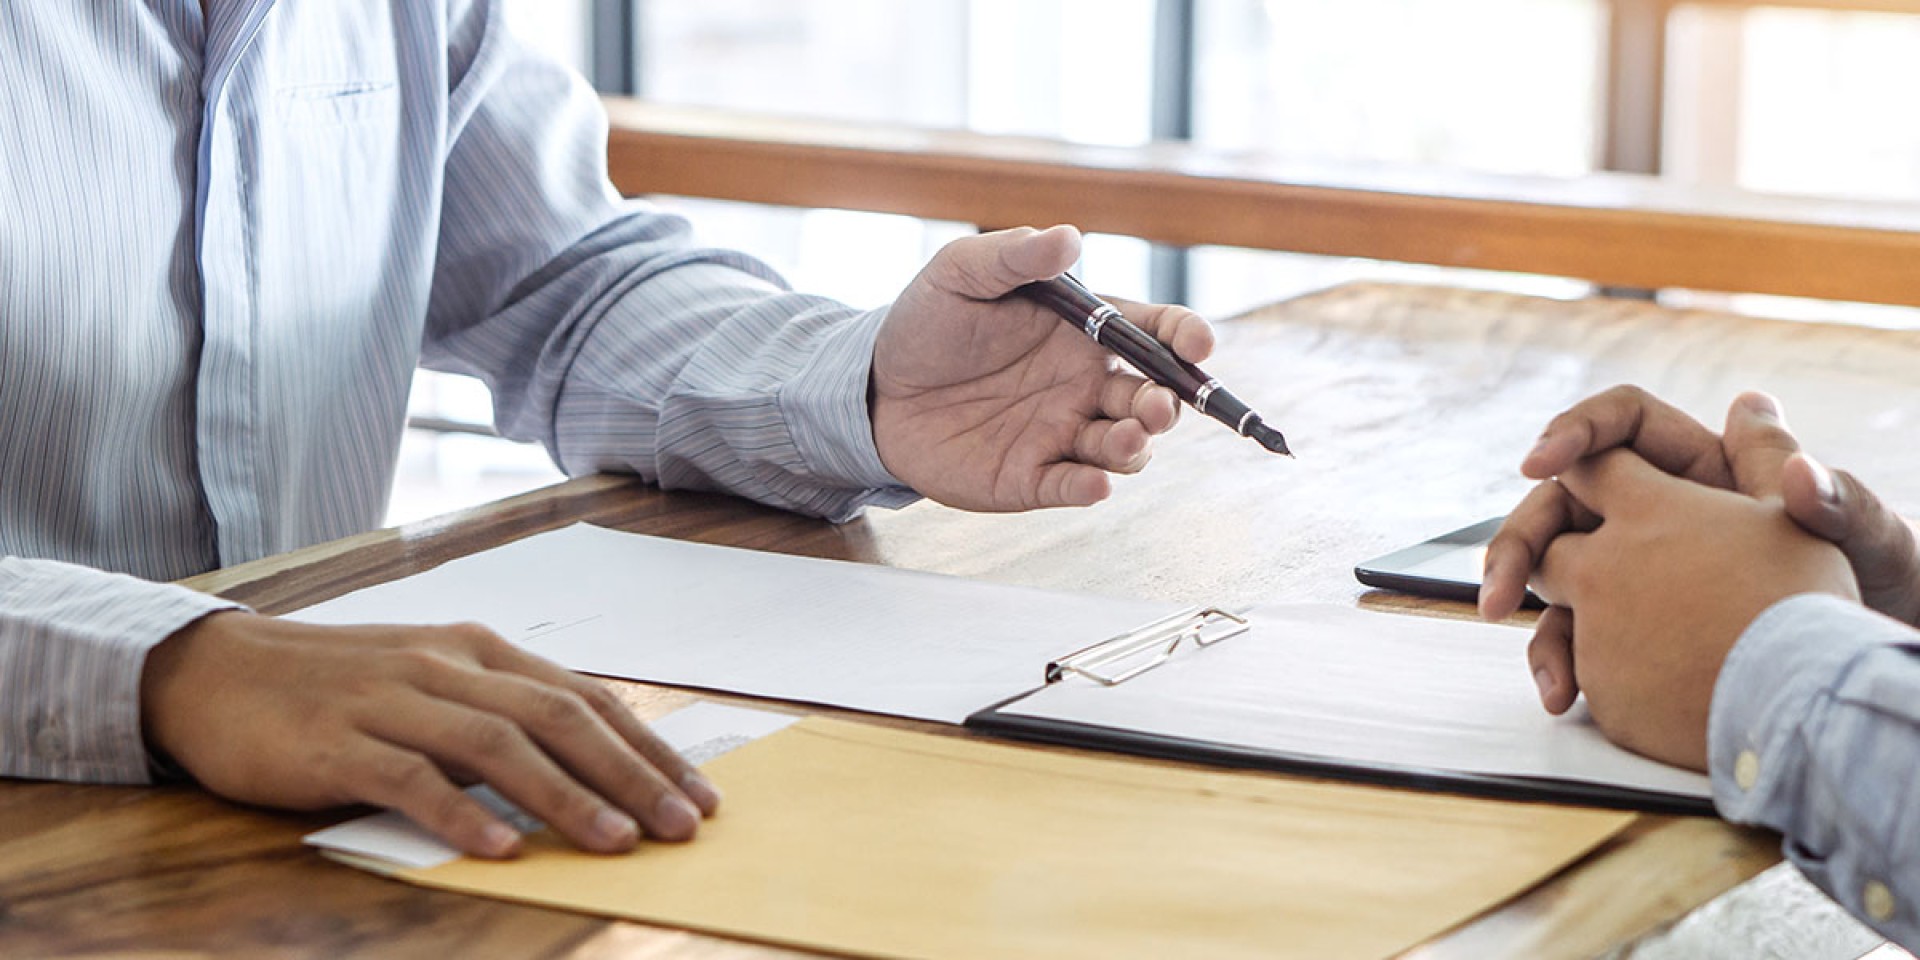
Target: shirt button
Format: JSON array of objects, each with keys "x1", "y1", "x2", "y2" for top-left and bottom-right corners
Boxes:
[
  {"x1": 31, "y1": 717, "x2": 68, "y2": 761},
  {"x1": 1733, "y1": 750, "x2": 1761, "y2": 791},
  {"x1": 1864, "y1": 880, "x2": 1897, "y2": 923}
]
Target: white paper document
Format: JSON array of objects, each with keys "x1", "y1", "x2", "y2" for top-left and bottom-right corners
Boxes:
[
  {"x1": 291, "y1": 523, "x2": 1178, "y2": 724},
  {"x1": 303, "y1": 702, "x2": 800, "y2": 870},
  {"x1": 992, "y1": 603, "x2": 1713, "y2": 801},
  {"x1": 295, "y1": 525, "x2": 1706, "y2": 807}
]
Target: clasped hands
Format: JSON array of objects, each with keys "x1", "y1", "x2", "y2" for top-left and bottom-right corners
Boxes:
[
  {"x1": 139, "y1": 225, "x2": 1213, "y2": 859},
  {"x1": 1479, "y1": 386, "x2": 1920, "y2": 769}
]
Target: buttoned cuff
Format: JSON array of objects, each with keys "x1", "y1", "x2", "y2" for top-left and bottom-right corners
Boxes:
[
  {"x1": 1708, "y1": 593, "x2": 1883, "y2": 827},
  {"x1": 1707, "y1": 591, "x2": 1920, "y2": 943},
  {"x1": 0, "y1": 558, "x2": 244, "y2": 785}
]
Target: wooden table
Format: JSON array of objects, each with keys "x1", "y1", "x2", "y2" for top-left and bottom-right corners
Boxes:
[{"x1": 8, "y1": 282, "x2": 1920, "y2": 959}]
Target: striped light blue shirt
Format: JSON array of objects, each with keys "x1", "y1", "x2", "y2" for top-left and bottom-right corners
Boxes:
[{"x1": 0, "y1": 1, "x2": 910, "y2": 785}]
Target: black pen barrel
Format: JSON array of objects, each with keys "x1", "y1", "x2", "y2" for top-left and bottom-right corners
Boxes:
[
  {"x1": 1012, "y1": 274, "x2": 1293, "y2": 457},
  {"x1": 1015, "y1": 276, "x2": 1103, "y2": 322},
  {"x1": 1094, "y1": 315, "x2": 1208, "y2": 403}
]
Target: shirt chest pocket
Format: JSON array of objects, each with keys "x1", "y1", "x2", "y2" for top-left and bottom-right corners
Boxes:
[
  {"x1": 250, "y1": 76, "x2": 415, "y2": 323},
  {"x1": 274, "y1": 80, "x2": 398, "y2": 127}
]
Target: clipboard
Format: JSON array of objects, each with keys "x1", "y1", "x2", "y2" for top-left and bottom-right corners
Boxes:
[{"x1": 965, "y1": 603, "x2": 1716, "y2": 816}]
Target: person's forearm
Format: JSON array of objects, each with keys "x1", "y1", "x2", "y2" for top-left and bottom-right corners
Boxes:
[
  {"x1": 1711, "y1": 593, "x2": 1920, "y2": 947},
  {"x1": 418, "y1": 12, "x2": 913, "y2": 521},
  {"x1": 549, "y1": 271, "x2": 916, "y2": 521},
  {"x1": 0, "y1": 557, "x2": 241, "y2": 783}
]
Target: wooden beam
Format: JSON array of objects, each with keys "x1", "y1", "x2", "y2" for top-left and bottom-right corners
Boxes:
[{"x1": 604, "y1": 99, "x2": 1920, "y2": 308}]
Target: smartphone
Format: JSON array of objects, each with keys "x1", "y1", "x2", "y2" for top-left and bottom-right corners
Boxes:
[{"x1": 1354, "y1": 517, "x2": 1542, "y2": 607}]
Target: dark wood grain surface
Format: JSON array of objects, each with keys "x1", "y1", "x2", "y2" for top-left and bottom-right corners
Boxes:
[{"x1": 11, "y1": 282, "x2": 1920, "y2": 959}]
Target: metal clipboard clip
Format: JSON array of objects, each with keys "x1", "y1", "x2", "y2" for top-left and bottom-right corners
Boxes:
[{"x1": 1044, "y1": 607, "x2": 1251, "y2": 687}]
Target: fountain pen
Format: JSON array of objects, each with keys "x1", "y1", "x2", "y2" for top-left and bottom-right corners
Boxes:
[{"x1": 1014, "y1": 274, "x2": 1292, "y2": 457}]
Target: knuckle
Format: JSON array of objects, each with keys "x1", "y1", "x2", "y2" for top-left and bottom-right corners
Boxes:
[
  {"x1": 1129, "y1": 377, "x2": 1156, "y2": 407},
  {"x1": 462, "y1": 714, "x2": 521, "y2": 758},
  {"x1": 1483, "y1": 534, "x2": 1519, "y2": 570},
  {"x1": 544, "y1": 782, "x2": 602, "y2": 827},
  {"x1": 576, "y1": 682, "x2": 625, "y2": 719},
  {"x1": 1509, "y1": 485, "x2": 1565, "y2": 541},
  {"x1": 308, "y1": 742, "x2": 347, "y2": 782},
  {"x1": 530, "y1": 686, "x2": 592, "y2": 729},
  {"x1": 446, "y1": 622, "x2": 507, "y2": 653},
  {"x1": 367, "y1": 752, "x2": 436, "y2": 799},
  {"x1": 1606, "y1": 383, "x2": 1651, "y2": 407},
  {"x1": 1750, "y1": 425, "x2": 1799, "y2": 451},
  {"x1": 382, "y1": 647, "x2": 449, "y2": 682},
  {"x1": 431, "y1": 785, "x2": 476, "y2": 832}
]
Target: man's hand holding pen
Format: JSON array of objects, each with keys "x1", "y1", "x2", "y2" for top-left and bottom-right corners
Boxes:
[{"x1": 870, "y1": 225, "x2": 1230, "y2": 512}]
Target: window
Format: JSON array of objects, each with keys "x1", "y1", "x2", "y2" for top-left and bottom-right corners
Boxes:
[{"x1": 394, "y1": 2, "x2": 1920, "y2": 524}]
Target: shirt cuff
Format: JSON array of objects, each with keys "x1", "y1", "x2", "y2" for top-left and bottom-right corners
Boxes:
[
  {"x1": 1708, "y1": 591, "x2": 1920, "y2": 945},
  {"x1": 779, "y1": 304, "x2": 916, "y2": 500},
  {"x1": 0, "y1": 558, "x2": 244, "y2": 785},
  {"x1": 1711, "y1": 594, "x2": 1865, "y2": 825},
  {"x1": 553, "y1": 261, "x2": 919, "y2": 524}
]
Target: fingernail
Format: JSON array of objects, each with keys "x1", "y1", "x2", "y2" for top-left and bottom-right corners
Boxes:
[
  {"x1": 593, "y1": 808, "x2": 639, "y2": 848},
  {"x1": 1740, "y1": 392, "x2": 1781, "y2": 417},
  {"x1": 1533, "y1": 668, "x2": 1555, "y2": 702},
  {"x1": 680, "y1": 772, "x2": 723, "y2": 814},
  {"x1": 652, "y1": 794, "x2": 701, "y2": 841},
  {"x1": 481, "y1": 823, "x2": 522, "y2": 858},
  {"x1": 1796, "y1": 456, "x2": 1836, "y2": 505}
]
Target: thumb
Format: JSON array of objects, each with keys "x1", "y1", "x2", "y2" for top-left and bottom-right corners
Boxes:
[
  {"x1": 1780, "y1": 453, "x2": 1853, "y2": 543},
  {"x1": 1782, "y1": 453, "x2": 1920, "y2": 624},
  {"x1": 931, "y1": 225, "x2": 1082, "y2": 301},
  {"x1": 1722, "y1": 391, "x2": 1803, "y2": 499}
]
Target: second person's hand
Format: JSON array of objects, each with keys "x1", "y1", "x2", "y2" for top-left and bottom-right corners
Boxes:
[
  {"x1": 1527, "y1": 449, "x2": 1857, "y2": 769},
  {"x1": 1483, "y1": 387, "x2": 1920, "y2": 715}
]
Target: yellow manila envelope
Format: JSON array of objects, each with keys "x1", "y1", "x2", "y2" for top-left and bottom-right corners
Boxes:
[{"x1": 396, "y1": 718, "x2": 1632, "y2": 960}]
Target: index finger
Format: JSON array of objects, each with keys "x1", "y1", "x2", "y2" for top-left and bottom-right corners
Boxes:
[
  {"x1": 1106, "y1": 297, "x2": 1216, "y2": 365},
  {"x1": 1556, "y1": 448, "x2": 1689, "y2": 521},
  {"x1": 1523, "y1": 385, "x2": 1733, "y2": 486},
  {"x1": 1480, "y1": 479, "x2": 1599, "y2": 621}
]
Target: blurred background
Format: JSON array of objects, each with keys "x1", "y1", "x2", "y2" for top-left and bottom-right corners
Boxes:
[{"x1": 393, "y1": 0, "x2": 1920, "y2": 524}]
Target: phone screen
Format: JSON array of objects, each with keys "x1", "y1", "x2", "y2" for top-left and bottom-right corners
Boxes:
[{"x1": 1354, "y1": 518, "x2": 1542, "y2": 607}]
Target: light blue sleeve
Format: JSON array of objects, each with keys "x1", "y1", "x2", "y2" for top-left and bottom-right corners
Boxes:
[
  {"x1": 1710, "y1": 592, "x2": 1920, "y2": 948},
  {"x1": 0, "y1": 558, "x2": 241, "y2": 784},
  {"x1": 419, "y1": 1, "x2": 915, "y2": 522}
]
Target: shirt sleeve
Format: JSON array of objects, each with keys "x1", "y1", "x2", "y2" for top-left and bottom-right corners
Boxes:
[
  {"x1": 418, "y1": 2, "x2": 916, "y2": 523},
  {"x1": 0, "y1": 557, "x2": 241, "y2": 784},
  {"x1": 1710, "y1": 592, "x2": 1920, "y2": 948}
]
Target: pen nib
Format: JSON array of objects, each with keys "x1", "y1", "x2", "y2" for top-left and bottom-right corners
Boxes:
[{"x1": 1247, "y1": 421, "x2": 1293, "y2": 458}]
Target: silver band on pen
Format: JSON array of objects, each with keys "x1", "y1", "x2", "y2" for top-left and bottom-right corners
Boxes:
[
  {"x1": 1193, "y1": 380, "x2": 1221, "y2": 414},
  {"x1": 1085, "y1": 305, "x2": 1123, "y2": 339}
]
